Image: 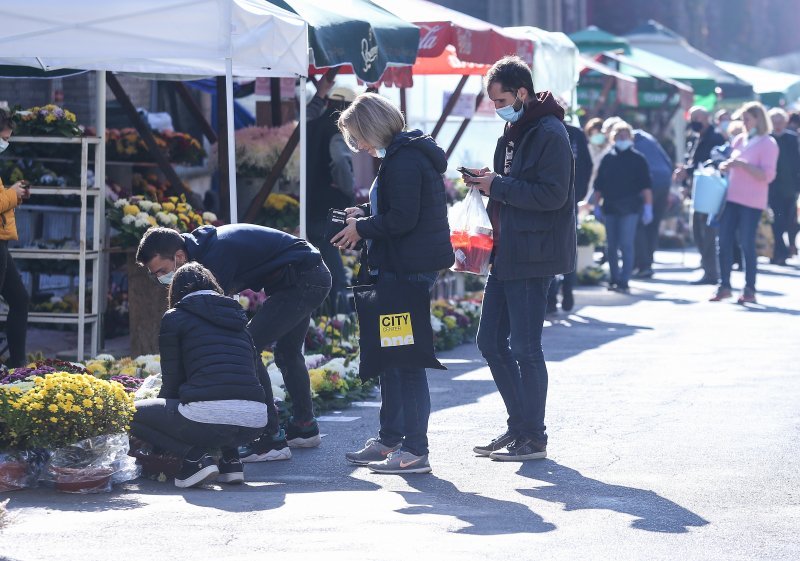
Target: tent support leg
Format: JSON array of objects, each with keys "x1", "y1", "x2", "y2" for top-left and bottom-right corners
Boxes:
[
  {"x1": 216, "y1": 76, "x2": 231, "y2": 222},
  {"x1": 445, "y1": 91, "x2": 485, "y2": 160},
  {"x1": 225, "y1": 58, "x2": 238, "y2": 224},
  {"x1": 432, "y1": 74, "x2": 468, "y2": 139},
  {"x1": 299, "y1": 76, "x2": 307, "y2": 240}
]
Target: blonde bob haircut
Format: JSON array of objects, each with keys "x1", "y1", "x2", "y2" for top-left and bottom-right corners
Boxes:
[
  {"x1": 610, "y1": 121, "x2": 633, "y2": 139},
  {"x1": 337, "y1": 93, "x2": 405, "y2": 153},
  {"x1": 736, "y1": 101, "x2": 772, "y2": 136}
]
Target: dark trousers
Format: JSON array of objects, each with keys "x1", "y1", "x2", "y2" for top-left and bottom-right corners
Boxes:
[
  {"x1": 131, "y1": 398, "x2": 264, "y2": 458},
  {"x1": 0, "y1": 241, "x2": 29, "y2": 367},
  {"x1": 308, "y1": 221, "x2": 351, "y2": 313},
  {"x1": 635, "y1": 188, "x2": 669, "y2": 271},
  {"x1": 769, "y1": 193, "x2": 798, "y2": 262},
  {"x1": 477, "y1": 273, "x2": 552, "y2": 443},
  {"x1": 376, "y1": 271, "x2": 438, "y2": 457},
  {"x1": 693, "y1": 212, "x2": 719, "y2": 281},
  {"x1": 248, "y1": 261, "x2": 331, "y2": 431},
  {"x1": 719, "y1": 202, "x2": 762, "y2": 291}
]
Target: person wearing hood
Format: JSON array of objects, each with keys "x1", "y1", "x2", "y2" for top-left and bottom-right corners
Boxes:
[
  {"x1": 130, "y1": 263, "x2": 268, "y2": 488},
  {"x1": 461, "y1": 55, "x2": 575, "y2": 462},
  {"x1": 332, "y1": 93, "x2": 454, "y2": 474},
  {"x1": 591, "y1": 122, "x2": 653, "y2": 292},
  {"x1": 136, "y1": 221, "x2": 331, "y2": 464}
]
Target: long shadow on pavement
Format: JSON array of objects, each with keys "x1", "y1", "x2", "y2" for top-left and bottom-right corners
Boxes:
[
  {"x1": 393, "y1": 474, "x2": 555, "y2": 535},
  {"x1": 516, "y1": 460, "x2": 708, "y2": 534}
]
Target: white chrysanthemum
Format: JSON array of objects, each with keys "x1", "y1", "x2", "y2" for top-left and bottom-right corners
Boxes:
[
  {"x1": 114, "y1": 198, "x2": 129, "y2": 208},
  {"x1": 151, "y1": 203, "x2": 162, "y2": 212},
  {"x1": 156, "y1": 212, "x2": 171, "y2": 225},
  {"x1": 430, "y1": 315, "x2": 443, "y2": 333},
  {"x1": 133, "y1": 374, "x2": 162, "y2": 400},
  {"x1": 94, "y1": 353, "x2": 115, "y2": 362},
  {"x1": 304, "y1": 354, "x2": 327, "y2": 369},
  {"x1": 267, "y1": 362, "x2": 285, "y2": 387},
  {"x1": 202, "y1": 212, "x2": 217, "y2": 223},
  {"x1": 139, "y1": 200, "x2": 154, "y2": 211},
  {"x1": 319, "y1": 357, "x2": 347, "y2": 377},
  {"x1": 170, "y1": 214, "x2": 179, "y2": 224},
  {"x1": 134, "y1": 218, "x2": 149, "y2": 228},
  {"x1": 122, "y1": 214, "x2": 136, "y2": 225},
  {"x1": 136, "y1": 212, "x2": 149, "y2": 221}
]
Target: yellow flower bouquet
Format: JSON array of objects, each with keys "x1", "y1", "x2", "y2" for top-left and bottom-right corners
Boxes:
[{"x1": 14, "y1": 104, "x2": 82, "y2": 138}]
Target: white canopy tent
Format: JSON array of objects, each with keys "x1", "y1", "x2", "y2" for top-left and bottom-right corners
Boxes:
[{"x1": 0, "y1": 0, "x2": 309, "y2": 226}]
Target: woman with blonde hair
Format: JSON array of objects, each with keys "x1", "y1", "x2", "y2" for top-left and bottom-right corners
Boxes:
[
  {"x1": 332, "y1": 93, "x2": 453, "y2": 474},
  {"x1": 712, "y1": 102, "x2": 779, "y2": 304}
]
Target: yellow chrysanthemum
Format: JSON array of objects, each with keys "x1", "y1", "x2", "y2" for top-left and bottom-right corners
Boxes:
[{"x1": 123, "y1": 204, "x2": 140, "y2": 216}]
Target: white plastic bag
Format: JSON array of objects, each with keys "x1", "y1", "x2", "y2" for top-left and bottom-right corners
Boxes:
[{"x1": 448, "y1": 187, "x2": 494, "y2": 275}]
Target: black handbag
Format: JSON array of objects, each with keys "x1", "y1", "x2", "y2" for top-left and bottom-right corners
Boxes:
[
  {"x1": 352, "y1": 243, "x2": 445, "y2": 380},
  {"x1": 325, "y1": 208, "x2": 364, "y2": 250}
]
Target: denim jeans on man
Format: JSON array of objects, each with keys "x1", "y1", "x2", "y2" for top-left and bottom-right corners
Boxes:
[
  {"x1": 718, "y1": 201, "x2": 762, "y2": 290},
  {"x1": 248, "y1": 261, "x2": 332, "y2": 430},
  {"x1": 477, "y1": 273, "x2": 553, "y2": 443},
  {"x1": 605, "y1": 213, "x2": 640, "y2": 284},
  {"x1": 375, "y1": 270, "x2": 438, "y2": 457},
  {"x1": 131, "y1": 398, "x2": 264, "y2": 457}
]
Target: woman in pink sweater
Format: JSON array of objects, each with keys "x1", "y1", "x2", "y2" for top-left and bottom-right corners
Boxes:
[{"x1": 711, "y1": 102, "x2": 779, "y2": 304}]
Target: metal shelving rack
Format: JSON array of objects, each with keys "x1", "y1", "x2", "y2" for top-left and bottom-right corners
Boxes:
[{"x1": 3, "y1": 135, "x2": 106, "y2": 360}]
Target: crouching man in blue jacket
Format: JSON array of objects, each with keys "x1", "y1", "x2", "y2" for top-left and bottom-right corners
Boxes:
[{"x1": 137, "y1": 224, "x2": 331, "y2": 462}]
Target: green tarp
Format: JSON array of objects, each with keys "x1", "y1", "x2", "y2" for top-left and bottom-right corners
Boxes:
[{"x1": 716, "y1": 60, "x2": 800, "y2": 108}]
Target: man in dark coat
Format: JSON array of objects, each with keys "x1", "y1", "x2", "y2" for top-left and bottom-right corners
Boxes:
[
  {"x1": 464, "y1": 55, "x2": 575, "y2": 462},
  {"x1": 768, "y1": 108, "x2": 800, "y2": 265}
]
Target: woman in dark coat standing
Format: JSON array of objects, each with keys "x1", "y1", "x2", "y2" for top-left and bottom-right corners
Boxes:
[
  {"x1": 130, "y1": 263, "x2": 268, "y2": 488},
  {"x1": 332, "y1": 93, "x2": 454, "y2": 474}
]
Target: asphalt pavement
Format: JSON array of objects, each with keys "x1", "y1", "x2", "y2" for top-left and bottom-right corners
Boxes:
[{"x1": 2, "y1": 249, "x2": 799, "y2": 561}]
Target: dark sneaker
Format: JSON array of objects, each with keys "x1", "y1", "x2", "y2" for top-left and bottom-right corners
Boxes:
[
  {"x1": 346, "y1": 438, "x2": 401, "y2": 465},
  {"x1": 217, "y1": 457, "x2": 245, "y2": 484},
  {"x1": 737, "y1": 287, "x2": 757, "y2": 304},
  {"x1": 368, "y1": 450, "x2": 432, "y2": 474},
  {"x1": 239, "y1": 429, "x2": 292, "y2": 462},
  {"x1": 633, "y1": 268, "x2": 653, "y2": 279},
  {"x1": 616, "y1": 282, "x2": 630, "y2": 293},
  {"x1": 606, "y1": 281, "x2": 618, "y2": 291},
  {"x1": 473, "y1": 430, "x2": 517, "y2": 457},
  {"x1": 709, "y1": 287, "x2": 732, "y2": 302},
  {"x1": 174, "y1": 454, "x2": 219, "y2": 488},
  {"x1": 286, "y1": 417, "x2": 321, "y2": 448},
  {"x1": 489, "y1": 437, "x2": 547, "y2": 462}
]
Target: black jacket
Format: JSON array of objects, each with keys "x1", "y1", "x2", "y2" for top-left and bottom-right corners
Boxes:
[
  {"x1": 769, "y1": 130, "x2": 800, "y2": 198},
  {"x1": 686, "y1": 126, "x2": 726, "y2": 176},
  {"x1": 158, "y1": 291, "x2": 266, "y2": 404},
  {"x1": 306, "y1": 108, "x2": 354, "y2": 222},
  {"x1": 182, "y1": 224, "x2": 320, "y2": 295},
  {"x1": 594, "y1": 146, "x2": 652, "y2": 215},
  {"x1": 489, "y1": 114, "x2": 576, "y2": 280},
  {"x1": 355, "y1": 130, "x2": 454, "y2": 274},
  {"x1": 565, "y1": 124, "x2": 593, "y2": 202}
]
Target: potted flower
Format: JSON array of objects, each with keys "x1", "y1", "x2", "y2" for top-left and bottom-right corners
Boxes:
[{"x1": 576, "y1": 216, "x2": 606, "y2": 273}]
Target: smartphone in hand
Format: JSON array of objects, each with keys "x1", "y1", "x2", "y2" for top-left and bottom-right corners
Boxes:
[{"x1": 456, "y1": 166, "x2": 480, "y2": 178}]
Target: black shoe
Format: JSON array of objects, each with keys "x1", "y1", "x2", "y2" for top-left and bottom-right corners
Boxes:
[
  {"x1": 546, "y1": 303, "x2": 558, "y2": 315},
  {"x1": 217, "y1": 457, "x2": 245, "y2": 484},
  {"x1": 561, "y1": 288, "x2": 574, "y2": 312},
  {"x1": 489, "y1": 437, "x2": 547, "y2": 461},
  {"x1": 633, "y1": 268, "x2": 653, "y2": 279},
  {"x1": 690, "y1": 277, "x2": 717, "y2": 285},
  {"x1": 616, "y1": 282, "x2": 630, "y2": 293},
  {"x1": 606, "y1": 282, "x2": 618, "y2": 291},
  {"x1": 473, "y1": 430, "x2": 517, "y2": 457},
  {"x1": 174, "y1": 454, "x2": 219, "y2": 488},
  {"x1": 239, "y1": 428, "x2": 292, "y2": 462},
  {"x1": 286, "y1": 417, "x2": 321, "y2": 448}
]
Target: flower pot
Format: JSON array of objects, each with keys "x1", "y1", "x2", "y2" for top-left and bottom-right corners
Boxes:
[
  {"x1": 51, "y1": 466, "x2": 113, "y2": 494},
  {"x1": 0, "y1": 461, "x2": 29, "y2": 492},
  {"x1": 576, "y1": 244, "x2": 595, "y2": 273}
]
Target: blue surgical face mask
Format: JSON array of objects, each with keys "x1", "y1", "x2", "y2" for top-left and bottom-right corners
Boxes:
[
  {"x1": 0, "y1": 139, "x2": 8, "y2": 153},
  {"x1": 158, "y1": 270, "x2": 175, "y2": 285},
  {"x1": 496, "y1": 95, "x2": 524, "y2": 123},
  {"x1": 748, "y1": 127, "x2": 758, "y2": 138},
  {"x1": 590, "y1": 133, "x2": 606, "y2": 146},
  {"x1": 375, "y1": 147, "x2": 386, "y2": 159},
  {"x1": 615, "y1": 140, "x2": 633, "y2": 151}
]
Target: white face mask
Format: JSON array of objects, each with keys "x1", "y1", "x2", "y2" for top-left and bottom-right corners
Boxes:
[
  {"x1": 158, "y1": 270, "x2": 175, "y2": 285},
  {"x1": 615, "y1": 140, "x2": 633, "y2": 151},
  {"x1": 0, "y1": 139, "x2": 9, "y2": 153},
  {"x1": 375, "y1": 147, "x2": 386, "y2": 159}
]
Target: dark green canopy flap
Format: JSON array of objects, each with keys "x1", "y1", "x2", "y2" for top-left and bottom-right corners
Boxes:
[
  {"x1": 270, "y1": 0, "x2": 419, "y2": 84},
  {"x1": 0, "y1": 66, "x2": 86, "y2": 79}
]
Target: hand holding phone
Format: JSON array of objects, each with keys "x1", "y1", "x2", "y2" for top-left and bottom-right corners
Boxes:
[{"x1": 457, "y1": 166, "x2": 479, "y2": 178}]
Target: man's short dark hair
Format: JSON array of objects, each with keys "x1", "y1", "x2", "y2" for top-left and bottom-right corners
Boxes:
[
  {"x1": 0, "y1": 109, "x2": 16, "y2": 132},
  {"x1": 136, "y1": 227, "x2": 185, "y2": 265},
  {"x1": 485, "y1": 55, "x2": 534, "y2": 95}
]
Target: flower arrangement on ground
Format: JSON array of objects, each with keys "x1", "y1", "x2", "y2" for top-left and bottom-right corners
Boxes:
[
  {"x1": 13, "y1": 105, "x2": 82, "y2": 138},
  {"x1": 577, "y1": 215, "x2": 606, "y2": 247},
  {"x1": 106, "y1": 194, "x2": 217, "y2": 248},
  {"x1": 431, "y1": 298, "x2": 482, "y2": 351},
  {"x1": 0, "y1": 372, "x2": 134, "y2": 450}
]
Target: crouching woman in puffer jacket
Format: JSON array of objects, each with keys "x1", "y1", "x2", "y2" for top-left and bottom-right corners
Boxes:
[{"x1": 131, "y1": 263, "x2": 268, "y2": 488}]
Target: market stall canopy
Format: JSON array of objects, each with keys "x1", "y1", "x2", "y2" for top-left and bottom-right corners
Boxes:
[
  {"x1": 272, "y1": 0, "x2": 419, "y2": 84},
  {"x1": 624, "y1": 20, "x2": 753, "y2": 102},
  {"x1": 579, "y1": 55, "x2": 638, "y2": 107},
  {"x1": 716, "y1": 60, "x2": 800, "y2": 108},
  {"x1": 506, "y1": 26, "x2": 579, "y2": 106},
  {"x1": 0, "y1": 0, "x2": 308, "y2": 78},
  {"x1": 569, "y1": 26, "x2": 631, "y2": 56},
  {"x1": 372, "y1": 0, "x2": 533, "y2": 85}
]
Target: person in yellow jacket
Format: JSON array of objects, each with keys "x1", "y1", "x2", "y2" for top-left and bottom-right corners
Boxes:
[{"x1": 0, "y1": 108, "x2": 30, "y2": 367}]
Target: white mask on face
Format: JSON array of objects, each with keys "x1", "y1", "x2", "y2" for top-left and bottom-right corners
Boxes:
[
  {"x1": 0, "y1": 139, "x2": 9, "y2": 153},
  {"x1": 158, "y1": 270, "x2": 175, "y2": 285}
]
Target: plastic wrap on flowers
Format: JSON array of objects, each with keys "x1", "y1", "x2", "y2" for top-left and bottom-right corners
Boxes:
[
  {"x1": 40, "y1": 434, "x2": 140, "y2": 494},
  {"x1": 0, "y1": 450, "x2": 48, "y2": 492},
  {"x1": 133, "y1": 374, "x2": 162, "y2": 400}
]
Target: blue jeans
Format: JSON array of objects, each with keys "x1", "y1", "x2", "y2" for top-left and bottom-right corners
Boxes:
[
  {"x1": 376, "y1": 270, "x2": 438, "y2": 457},
  {"x1": 605, "y1": 213, "x2": 639, "y2": 284},
  {"x1": 477, "y1": 273, "x2": 553, "y2": 443},
  {"x1": 248, "y1": 261, "x2": 332, "y2": 428},
  {"x1": 718, "y1": 202, "x2": 762, "y2": 290}
]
